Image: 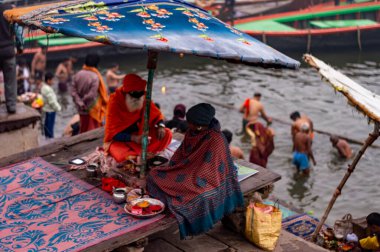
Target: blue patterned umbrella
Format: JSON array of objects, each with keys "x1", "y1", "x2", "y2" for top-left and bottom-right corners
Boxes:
[
  {"x1": 5, "y1": 0, "x2": 300, "y2": 174},
  {"x1": 5, "y1": 0, "x2": 299, "y2": 68}
]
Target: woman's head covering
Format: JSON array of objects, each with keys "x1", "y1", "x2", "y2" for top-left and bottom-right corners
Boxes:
[
  {"x1": 186, "y1": 103, "x2": 215, "y2": 126},
  {"x1": 122, "y1": 74, "x2": 146, "y2": 93},
  {"x1": 173, "y1": 104, "x2": 186, "y2": 119}
]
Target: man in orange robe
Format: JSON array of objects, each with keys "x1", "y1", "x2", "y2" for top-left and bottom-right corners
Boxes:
[{"x1": 104, "y1": 74, "x2": 172, "y2": 163}]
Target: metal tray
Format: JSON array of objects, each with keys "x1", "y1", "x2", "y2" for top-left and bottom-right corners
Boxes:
[{"x1": 124, "y1": 198, "x2": 165, "y2": 219}]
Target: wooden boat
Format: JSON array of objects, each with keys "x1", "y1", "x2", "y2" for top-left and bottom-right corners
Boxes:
[{"x1": 234, "y1": 1, "x2": 380, "y2": 53}]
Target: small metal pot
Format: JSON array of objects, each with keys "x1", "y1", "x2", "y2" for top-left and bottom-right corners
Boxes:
[
  {"x1": 113, "y1": 187, "x2": 127, "y2": 204},
  {"x1": 86, "y1": 163, "x2": 98, "y2": 178}
]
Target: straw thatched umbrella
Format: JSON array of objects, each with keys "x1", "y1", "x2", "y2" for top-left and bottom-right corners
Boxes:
[{"x1": 303, "y1": 54, "x2": 380, "y2": 242}]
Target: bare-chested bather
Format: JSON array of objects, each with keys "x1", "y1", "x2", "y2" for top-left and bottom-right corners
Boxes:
[
  {"x1": 293, "y1": 123, "x2": 316, "y2": 175},
  {"x1": 239, "y1": 92, "x2": 272, "y2": 134}
]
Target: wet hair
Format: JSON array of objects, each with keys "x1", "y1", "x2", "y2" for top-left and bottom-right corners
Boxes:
[
  {"x1": 367, "y1": 213, "x2": 380, "y2": 227},
  {"x1": 290, "y1": 111, "x2": 301, "y2": 121},
  {"x1": 45, "y1": 72, "x2": 54, "y2": 82},
  {"x1": 222, "y1": 129, "x2": 233, "y2": 144},
  {"x1": 85, "y1": 54, "x2": 100, "y2": 68},
  {"x1": 254, "y1": 92, "x2": 262, "y2": 97}
]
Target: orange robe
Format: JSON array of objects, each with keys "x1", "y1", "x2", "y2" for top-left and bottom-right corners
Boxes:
[{"x1": 104, "y1": 88, "x2": 172, "y2": 163}]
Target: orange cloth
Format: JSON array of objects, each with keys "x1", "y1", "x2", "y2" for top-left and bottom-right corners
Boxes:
[
  {"x1": 104, "y1": 74, "x2": 172, "y2": 162},
  {"x1": 104, "y1": 89, "x2": 164, "y2": 142},
  {"x1": 4, "y1": 3, "x2": 54, "y2": 22},
  {"x1": 109, "y1": 128, "x2": 172, "y2": 163},
  {"x1": 82, "y1": 65, "x2": 109, "y2": 124},
  {"x1": 121, "y1": 73, "x2": 146, "y2": 93}
]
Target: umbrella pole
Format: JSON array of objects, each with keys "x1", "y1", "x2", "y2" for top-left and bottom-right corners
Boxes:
[
  {"x1": 312, "y1": 122, "x2": 380, "y2": 242},
  {"x1": 140, "y1": 51, "x2": 158, "y2": 179}
]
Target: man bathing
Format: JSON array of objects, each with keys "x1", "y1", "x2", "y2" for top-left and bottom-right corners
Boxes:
[
  {"x1": 292, "y1": 123, "x2": 316, "y2": 175},
  {"x1": 239, "y1": 92, "x2": 272, "y2": 134}
]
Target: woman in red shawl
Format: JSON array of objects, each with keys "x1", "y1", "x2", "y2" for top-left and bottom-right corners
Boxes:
[
  {"x1": 246, "y1": 121, "x2": 275, "y2": 168},
  {"x1": 104, "y1": 74, "x2": 172, "y2": 163},
  {"x1": 147, "y1": 103, "x2": 243, "y2": 239}
]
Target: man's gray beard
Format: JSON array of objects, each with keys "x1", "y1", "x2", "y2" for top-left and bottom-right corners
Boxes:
[{"x1": 125, "y1": 95, "x2": 144, "y2": 112}]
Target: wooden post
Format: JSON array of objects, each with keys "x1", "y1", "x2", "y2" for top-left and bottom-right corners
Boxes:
[
  {"x1": 312, "y1": 122, "x2": 380, "y2": 242},
  {"x1": 140, "y1": 51, "x2": 158, "y2": 178},
  {"x1": 357, "y1": 26, "x2": 362, "y2": 51}
]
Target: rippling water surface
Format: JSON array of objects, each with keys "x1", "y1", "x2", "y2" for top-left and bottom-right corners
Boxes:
[{"x1": 50, "y1": 50, "x2": 380, "y2": 224}]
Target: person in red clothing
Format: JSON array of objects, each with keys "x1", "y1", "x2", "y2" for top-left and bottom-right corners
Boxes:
[
  {"x1": 104, "y1": 73, "x2": 172, "y2": 163},
  {"x1": 246, "y1": 121, "x2": 274, "y2": 168}
]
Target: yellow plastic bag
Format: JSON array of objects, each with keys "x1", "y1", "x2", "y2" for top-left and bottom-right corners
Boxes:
[{"x1": 245, "y1": 202, "x2": 282, "y2": 251}]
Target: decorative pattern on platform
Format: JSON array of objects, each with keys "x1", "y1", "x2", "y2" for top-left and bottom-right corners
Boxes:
[
  {"x1": 282, "y1": 213, "x2": 326, "y2": 241},
  {"x1": 0, "y1": 157, "x2": 164, "y2": 252}
]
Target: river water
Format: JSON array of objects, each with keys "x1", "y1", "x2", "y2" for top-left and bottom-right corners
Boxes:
[{"x1": 49, "y1": 49, "x2": 380, "y2": 225}]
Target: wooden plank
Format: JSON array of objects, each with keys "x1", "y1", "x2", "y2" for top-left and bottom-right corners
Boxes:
[
  {"x1": 206, "y1": 222, "x2": 259, "y2": 252},
  {"x1": 83, "y1": 217, "x2": 177, "y2": 252},
  {"x1": 237, "y1": 159, "x2": 281, "y2": 194},
  {"x1": 145, "y1": 238, "x2": 183, "y2": 252},
  {"x1": 0, "y1": 127, "x2": 104, "y2": 167},
  {"x1": 153, "y1": 232, "x2": 228, "y2": 252}
]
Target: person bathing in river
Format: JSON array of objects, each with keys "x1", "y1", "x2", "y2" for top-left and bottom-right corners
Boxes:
[
  {"x1": 290, "y1": 111, "x2": 314, "y2": 149},
  {"x1": 147, "y1": 103, "x2": 243, "y2": 239},
  {"x1": 292, "y1": 123, "x2": 316, "y2": 175},
  {"x1": 222, "y1": 129, "x2": 244, "y2": 159},
  {"x1": 55, "y1": 57, "x2": 74, "y2": 93},
  {"x1": 246, "y1": 121, "x2": 274, "y2": 168},
  {"x1": 330, "y1": 135, "x2": 352, "y2": 159},
  {"x1": 106, "y1": 63, "x2": 125, "y2": 94},
  {"x1": 104, "y1": 73, "x2": 172, "y2": 163},
  {"x1": 238, "y1": 92, "x2": 272, "y2": 135}
]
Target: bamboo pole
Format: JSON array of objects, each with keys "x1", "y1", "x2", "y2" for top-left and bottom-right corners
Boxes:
[
  {"x1": 312, "y1": 122, "x2": 380, "y2": 241},
  {"x1": 140, "y1": 51, "x2": 158, "y2": 178},
  {"x1": 195, "y1": 94, "x2": 380, "y2": 148}
]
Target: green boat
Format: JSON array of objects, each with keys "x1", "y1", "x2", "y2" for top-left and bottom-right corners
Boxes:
[{"x1": 234, "y1": 1, "x2": 380, "y2": 52}]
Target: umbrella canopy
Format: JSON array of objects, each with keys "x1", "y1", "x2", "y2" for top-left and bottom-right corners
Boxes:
[
  {"x1": 304, "y1": 54, "x2": 380, "y2": 123},
  {"x1": 4, "y1": 0, "x2": 299, "y2": 69}
]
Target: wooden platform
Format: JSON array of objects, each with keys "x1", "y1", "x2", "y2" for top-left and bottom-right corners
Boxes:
[
  {"x1": 0, "y1": 103, "x2": 40, "y2": 159},
  {"x1": 0, "y1": 127, "x2": 324, "y2": 252},
  {"x1": 144, "y1": 222, "x2": 329, "y2": 252}
]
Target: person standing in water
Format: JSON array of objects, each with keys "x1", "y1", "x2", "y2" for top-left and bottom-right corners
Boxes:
[
  {"x1": 292, "y1": 123, "x2": 316, "y2": 175},
  {"x1": 55, "y1": 57, "x2": 73, "y2": 93},
  {"x1": 106, "y1": 63, "x2": 125, "y2": 94},
  {"x1": 238, "y1": 92, "x2": 272, "y2": 135}
]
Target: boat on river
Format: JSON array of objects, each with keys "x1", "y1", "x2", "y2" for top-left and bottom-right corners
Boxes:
[{"x1": 234, "y1": 1, "x2": 380, "y2": 52}]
